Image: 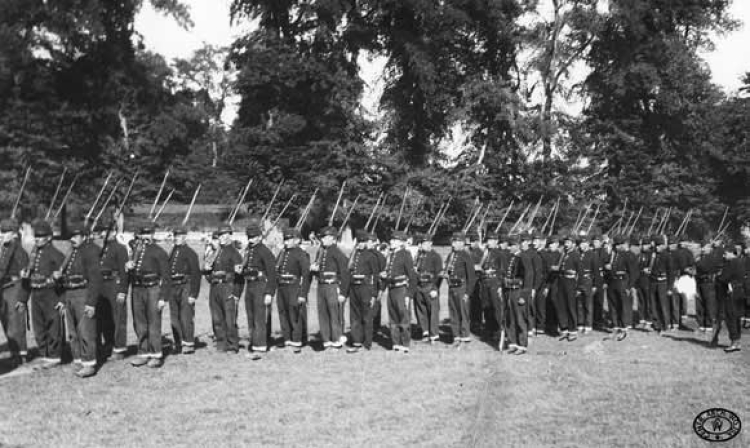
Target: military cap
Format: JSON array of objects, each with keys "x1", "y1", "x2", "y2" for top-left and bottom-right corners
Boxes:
[
  {"x1": 507, "y1": 234, "x2": 520, "y2": 245},
  {"x1": 32, "y1": 220, "x2": 53, "y2": 237},
  {"x1": 245, "y1": 224, "x2": 262, "y2": 238},
  {"x1": 576, "y1": 234, "x2": 590, "y2": 244},
  {"x1": 451, "y1": 231, "x2": 466, "y2": 242},
  {"x1": 284, "y1": 227, "x2": 301, "y2": 239},
  {"x1": 68, "y1": 220, "x2": 86, "y2": 237},
  {"x1": 629, "y1": 235, "x2": 640, "y2": 246},
  {"x1": 547, "y1": 234, "x2": 560, "y2": 244},
  {"x1": 320, "y1": 226, "x2": 338, "y2": 237},
  {"x1": 355, "y1": 229, "x2": 368, "y2": 242},
  {"x1": 412, "y1": 232, "x2": 425, "y2": 244},
  {"x1": 138, "y1": 225, "x2": 155, "y2": 235},
  {"x1": 391, "y1": 230, "x2": 408, "y2": 241},
  {"x1": 172, "y1": 225, "x2": 188, "y2": 236},
  {"x1": 486, "y1": 231, "x2": 500, "y2": 241},
  {"x1": 366, "y1": 232, "x2": 378, "y2": 242},
  {"x1": 217, "y1": 224, "x2": 233, "y2": 236},
  {"x1": 468, "y1": 232, "x2": 481, "y2": 242},
  {"x1": 0, "y1": 218, "x2": 18, "y2": 232},
  {"x1": 613, "y1": 235, "x2": 626, "y2": 245}
]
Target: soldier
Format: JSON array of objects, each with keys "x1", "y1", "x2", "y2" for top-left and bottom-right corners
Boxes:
[
  {"x1": 96, "y1": 221, "x2": 129, "y2": 360},
  {"x1": 604, "y1": 235, "x2": 637, "y2": 340},
  {"x1": 371, "y1": 240, "x2": 387, "y2": 335},
  {"x1": 742, "y1": 241, "x2": 750, "y2": 329},
  {"x1": 713, "y1": 243, "x2": 744, "y2": 352},
  {"x1": 126, "y1": 225, "x2": 172, "y2": 367},
  {"x1": 526, "y1": 233, "x2": 544, "y2": 337},
  {"x1": 695, "y1": 239, "x2": 719, "y2": 332},
  {"x1": 0, "y1": 218, "x2": 29, "y2": 366},
  {"x1": 444, "y1": 231, "x2": 477, "y2": 347},
  {"x1": 21, "y1": 220, "x2": 65, "y2": 368},
  {"x1": 204, "y1": 224, "x2": 242, "y2": 354},
  {"x1": 649, "y1": 235, "x2": 672, "y2": 334},
  {"x1": 346, "y1": 230, "x2": 379, "y2": 353},
  {"x1": 468, "y1": 232, "x2": 484, "y2": 336},
  {"x1": 538, "y1": 235, "x2": 560, "y2": 336},
  {"x1": 674, "y1": 236, "x2": 696, "y2": 328},
  {"x1": 477, "y1": 231, "x2": 505, "y2": 346},
  {"x1": 275, "y1": 228, "x2": 309, "y2": 354},
  {"x1": 167, "y1": 226, "x2": 201, "y2": 354},
  {"x1": 57, "y1": 221, "x2": 103, "y2": 377},
  {"x1": 636, "y1": 238, "x2": 654, "y2": 330},
  {"x1": 413, "y1": 232, "x2": 443, "y2": 343},
  {"x1": 577, "y1": 235, "x2": 600, "y2": 334},
  {"x1": 556, "y1": 233, "x2": 581, "y2": 341},
  {"x1": 503, "y1": 235, "x2": 534, "y2": 355},
  {"x1": 591, "y1": 233, "x2": 608, "y2": 330},
  {"x1": 311, "y1": 226, "x2": 349, "y2": 349},
  {"x1": 381, "y1": 230, "x2": 416, "y2": 352}
]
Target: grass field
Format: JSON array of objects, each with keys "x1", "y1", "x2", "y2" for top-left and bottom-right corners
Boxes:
[{"x1": 1, "y1": 244, "x2": 748, "y2": 447}]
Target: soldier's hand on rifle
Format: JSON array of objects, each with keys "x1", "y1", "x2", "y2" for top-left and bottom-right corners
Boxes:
[
  {"x1": 125, "y1": 261, "x2": 135, "y2": 271},
  {"x1": 234, "y1": 264, "x2": 243, "y2": 275},
  {"x1": 531, "y1": 289, "x2": 536, "y2": 299},
  {"x1": 54, "y1": 302, "x2": 65, "y2": 316},
  {"x1": 338, "y1": 294, "x2": 346, "y2": 304},
  {"x1": 14, "y1": 301, "x2": 26, "y2": 312},
  {"x1": 157, "y1": 299, "x2": 166, "y2": 311},
  {"x1": 52, "y1": 270, "x2": 62, "y2": 280},
  {"x1": 298, "y1": 296, "x2": 307, "y2": 305},
  {"x1": 462, "y1": 294, "x2": 469, "y2": 302},
  {"x1": 592, "y1": 287, "x2": 597, "y2": 295},
  {"x1": 84, "y1": 305, "x2": 95, "y2": 318},
  {"x1": 116, "y1": 293, "x2": 126, "y2": 304},
  {"x1": 604, "y1": 263, "x2": 612, "y2": 270},
  {"x1": 19, "y1": 269, "x2": 29, "y2": 278},
  {"x1": 405, "y1": 296, "x2": 411, "y2": 308},
  {"x1": 264, "y1": 294, "x2": 272, "y2": 306},
  {"x1": 429, "y1": 290, "x2": 438, "y2": 299},
  {"x1": 518, "y1": 296, "x2": 526, "y2": 305},
  {"x1": 188, "y1": 296, "x2": 196, "y2": 306}
]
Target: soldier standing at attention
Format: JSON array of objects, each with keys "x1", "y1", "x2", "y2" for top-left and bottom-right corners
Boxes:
[
  {"x1": 57, "y1": 221, "x2": 103, "y2": 378},
  {"x1": 346, "y1": 230, "x2": 380, "y2": 353},
  {"x1": 127, "y1": 225, "x2": 172, "y2": 367},
  {"x1": 604, "y1": 236, "x2": 636, "y2": 341},
  {"x1": 591, "y1": 234, "x2": 608, "y2": 330},
  {"x1": 413, "y1": 232, "x2": 443, "y2": 343},
  {"x1": 650, "y1": 235, "x2": 672, "y2": 335},
  {"x1": 275, "y1": 228, "x2": 309, "y2": 354},
  {"x1": 504, "y1": 235, "x2": 534, "y2": 355},
  {"x1": 477, "y1": 231, "x2": 504, "y2": 344},
  {"x1": 21, "y1": 220, "x2": 65, "y2": 368},
  {"x1": 369, "y1": 235, "x2": 386, "y2": 335},
  {"x1": 444, "y1": 232, "x2": 477, "y2": 347},
  {"x1": 538, "y1": 235, "x2": 560, "y2": 336},
  {"x1": 577, "y1": 235, "x2": 599, "y2": 334},
  {"x1": 204, "y1": 224, "x2": 243, "y2": 354},
  {"x1": 636, "y1": 238, "x2": 654, "y2": 330},
  {"x1": 714, "y1": 243, "x2": 744, "y2": 352},
  {"x1": 526, "y1": 233, "x2": 544, "y2": 337},
  {"x1": 382, "y1": 230, "x2": 416, "y2": 352},
  {"x1": 468, "y1": 232, "x2": 484, "y2": 336},
  {"x1": 311, "y1": 226, "x2": 349, "y2": 350},
  {"x1": 695, "y1": 239, "x2": 719, "y2": 332},
  {"x1": 167, "y1": 226, "x2": 201, "y2": 355},
  {"x1": 0, "y1": 218, "x2": 29, "y2": 367},
  {"x1": 96, "y1": 221, "x2": 129, "y2": 360},
  {"x1": 556, "y1": 233, "x2": 581, "y2": 342}
]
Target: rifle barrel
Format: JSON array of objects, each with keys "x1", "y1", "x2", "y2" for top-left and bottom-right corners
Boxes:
[{"x1": 11, "y1": 167, "x2": 31, "y2": 220}]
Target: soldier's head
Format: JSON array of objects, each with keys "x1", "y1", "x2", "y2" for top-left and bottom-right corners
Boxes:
[
  {"x1": 629, "y1": 236, "x2": 640, "y2": 254},
  {"x1": 547, "y1": 235, "x2": 560, "y2": 252},
  {"x1": 667, "y1": 235, "x2": 678, "y2": 251},
  {"x1": 246, "y1": 224, "x2": 262, "y2": 246},
  {"x1": 591, "y1": 234, "x2": 602, "y2": 249},
  {"x1": 723, "y1": 242, "x2": 738, "y2": 259},
  {"x1": 700, "y1": 239, "x2": 712, "y2": 254},
  {"x1": 320, "y1": 226, "x2": 337, "y2": 247},
  {"x1": 32, "y1": 219, "x2": 53, "y2": 247},
  {"x1": 366, "y1": 232, "x2": 377, "y2": 250},
  {"x1": 507, "y1": 235, "x2": 521, "y2": 253},
  {"x1": 0, "y1": 218, "x2": 18, "y2": 244},
  {"x1": 532, "y1": 232, "x2": 545, "y2": 250},
  {"x1": 355, "y1": 230, "x2": 369, "y2": 250},
  {"x1": 172, "y1": 226, "x2": 188, "y2": 246},
  {"x1": 419, "y1": 234, "x2": 433, "y2": 252},
  {"x1": 653, "y1": 235, "x2": 666, "y2": 252},
  {"x1": 486, "y1": 232, "x2": 500, "y2": 249},
  {"x1": 69, "y1": 222, "x2": 86, "y2": 248},
  {"x1": 451, "y1": 232, "x2": 466, "y2": 251},
  {"x1": 138, "y1": 225, "x2": 155, "y2": 244},
  {"x1": 562, "y1": 235, "x2": 575, "y2": 251},
  {"x1": 284, "y1": 228, "x2": 300, "y2": 248},
  {"x1": 390, "y1": 230, "x2": 407, "y2": 250},
  {"x1": 217, "y1": 224, "x2": 233, "y2": 246},
  {"x1": 578, "y1": 235, "x2": 590, "y2": 252},
  {"x1": 520, "y1": 234, "x2": 532, "y2": 251},
  {"x1": 469, "y1": 232, "x2": 482, "y2": 249}
]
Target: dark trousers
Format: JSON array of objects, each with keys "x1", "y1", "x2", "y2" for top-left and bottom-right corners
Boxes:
[
  {"x1": 66, "y1": 289, "x2": 97, "y2": 366},
  {"x1": 556, "y1": 278, "x2": 578, "y2": 333},
  {"x1": 338, "y1": 297, "x2": 347, "y2": 337},
  {"x1": 317, "y1": 283, "x2": 341, "y2": 343},
  {"x1": 448, "y1": 286, "x2": 470, "y2": 340},
  {"x1": 1, "y1": 283, "x2": 27, "y2": 356},
  {"x1": 469, "y1": 282, "x2": 483, "y2": 333},
  {"x1": 636, "y1": 280, "x2": 650, "y2": 323},
  {"x1": 492, "y1": 283, "x2": 507, "y2": 335},
  {"x1": 170, "y1": 282, "x2": 195, "y2": 350},
  {"x1": 696, "y1": 282, "x2": 717, "y2": 328},
  {"x1": 649, "y1": 281, "x2": 670, "y2": 331},
  {"x1": 577, "y1": 280, "x2": 594, "y2": 329},
  {"x1": 506, "y1": 288, "x2": 528, "y2": 348},
  {"x1": 244, "y1": 281, "x2": 269, "y2": 350},
  {"x1": 277, "y1": 284, "x2": 304, "y2": 346},
  {"x1": 388, "y1": 286, "x2": 410, "y2": 347},
  {"x1": 539, "y1": 281, "x2": 559, "y2": 333},
  {"x1": 719, "y1": 285, "x2": 745, "y2": 342},
  {"x1": 31, "y1": 288, "x2": 64, "y2": 360},
  {"x1": 608, "y1": 280, "x2": 632, "y2": 329},
  {"x1": 209, "y1": 283, "x2": 238, "y2": 352},
  {"x1": 350, "y1": 283, "x2": 374, "y2": 348},
  {"x1": 132, "y1": 285, "x2": 163, "y2": 358},
  {"x1": 593, "y1": 286, "x2": 606, "y2": 327},
  {"x1": 414, "y1": 285, "x2": 440, "y2": 337},
  {"x1": 480, "y1": 279, "x2": 500, "y2": 335},
  {"x1": 98, "y1": 279, "x2": 127, "y2": 355}
]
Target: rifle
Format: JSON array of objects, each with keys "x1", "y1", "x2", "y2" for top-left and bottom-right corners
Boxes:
[
  {"x1": 260, "y1": 179, "x2": 284, "y2": 224},
  {"x1": 403, "y1": 197, "x2": 423, "y2": 233},
  {"x1": 149, "y1": 168, "x2": 170, "y2": 219},
  {"x1": 548, "y1": 198, "x2": 560, "y2": 236},
  {"x1": 428, "y1": 196, "x2": 452, "y2": 237},
  {"x1": 182, "y1": 184, "x2": 202, "y2": 227},
  {"x1": 508, "y1": 203, "x2": 531, "y2": 235},
  {"x1": 586, "y1": 203, "x2": 601, "y2": 235},
  {"x1": 295, "y1": 189, "x2": 319, "y2": 230},
  {"x1": 328, "y1": 181, "x2": 347, "y2": 227},
  {"x1": 715, "y1": 206, "x2": 729, "y2": 237},
  {"x1": 53, "y1": 173, "x2": 82, "y2": 220},
  {"x1": 525, "y1": 196, "x2": 544, "y2": 232},
  {"x1": 229, "y1": 177, "x2": 253, "y2": 225},
  {"x1": 11, "y1": 167, "x2": 31, "y2": 220},
  {"x1": 364, "y1": 192, "x2": 384, "y2": 232},
  {"x1": 86, "y1": 171, "x2": 114, "y2": 224},
  {"x1": 394, "y1": 186, "x2": 410, "y2": 230},
  {"x1": 151, "y1": 188, "x2": 174, "y2": 223},
  {"x1": 45, "y1": 168, "x2": 67, "y2": 221},
  {"x1": 338, "y1": 194, "x2": 361, "y2": 238},
  {"x1": 271, "y1": 194, "x2": 298, "y2": 230},
  {"x1": 114, "y1": 170, "x2": 139, "y2": 223},
  {"x1": 574, "y1": 202, "x2": 592, "y2": 234},
  {"x1": 646, "y1": 208, "x2": 661, "y2": 236},
  {"x1": 540, "y1": 198, "x2": 559, "y2": 235},
  {"x1": 494, "y1": 200, "x2": 514, "y2": 234},
  {"x1": 91, "y1": 178, "x2": 123, "y2": 232},
  {"x1": 676, "y1": 208, "x2": 693, "y2": 237},
  {"x1": 627, "y1": 206, "x2": 643, "y2": 236},
  {"x1": 656, "y1": 207, "x2": 672, "y2": 235},
  {"x1": 463, "y1": 202, "x2": 484, "y2": 233}
]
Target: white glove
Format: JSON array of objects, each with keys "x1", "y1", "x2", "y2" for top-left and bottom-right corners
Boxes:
[
  {"x1": 264, "y1": 294, "x2": 272, "y2": 306},
  {"x1": 429, "y1": 290, "x2": 438, "y2": 299}
]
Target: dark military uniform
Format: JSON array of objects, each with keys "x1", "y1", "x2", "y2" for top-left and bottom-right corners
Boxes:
[
  {"x1": 504, "y1": 247, "x2": 534, "y2": 352},
  {"x1": 695, "y1": 248, "x2": 719, "y2": 330},
  {"x1": 205, "y1": 236, "x2": 243, "y2": 352},
  {"x1": 477, "y1": 244, "x2": 505, "y2": 340},
  {"x1": 592, "y1": 240, "x2": 609, "y2": 328},
  {"x1": 129, "y1": 236, "x2": 172, "y2": 362},
  {"x1": 168, "y1": 237, "x2": 201, "y2": 353},
  {"x1": 276, "y1": 237, "x2": 309, "y2": 349},
  {"x1": 649, "y1": 243, "x2": 672, "y2": 332},
  {"x1": 538, "y1": 243, "x2": 559, "y2": 334},
  {"x1": 23, "y1": 224, "x2": 65, "y2": 363},
  {"x1": 62, "y1": 238, "x2": 103, "y2": 369},
  {"x1": 468, "y1": 242, "x2": 484, "y2": 335},
  {"x1": 371, "y1": 243, "x2": 387, "y2": 332},
  {"x1": 98, "y1": 233, "x2": 129, "y2": 357},
  {"x1": 526, "y1": 244, "x2": 544, "y2": 334},
  {"x1": 445, "y1": 239, "x2": 477, "y2": 343},
  {"x1": 312, "y1": 229, "x2": 350, "y2": 347},
  {"x1": 636, "y1": 245, "x2": 653, "y2": 326},
  {"x1": 717, "y1": 252, "x2": 745, "y2": 346},
  {"x1": 555, "y1": 244, "x2": 581, "y2": 338},
  {"x1": 577, "y1": 245, "x2": 600, "y2": 331},
  {"x1": 414, "y1": 244, "x2": 443, "y2": 341},
  {"x1": 347, "y1": 239, "x2": 379, "y2": 349},
  {"x1": 605, "y1": 247, "x2": 636, "y2": 332},
  {"x1": 382, "y1": 239, "x2": 416, "y2": 350},
  {"x1": 0, "y1": 222, "x2": 29, "y2": 361}
]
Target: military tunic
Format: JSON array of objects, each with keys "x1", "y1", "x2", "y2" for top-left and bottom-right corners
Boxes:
[
  {"x1": 347, "y1": 247, "x2": 379, "y2": 348},
  {"x1": 383, "y1": 248, "x2": 416, "y2": 348},
  {"x1": 503, "y1": 251, "x2": 534, "y2": 349},
  {"x1": 414, "y1": 248, "x2": 443, "y2": 340},
  {"x1": 168, "y1": 243, "x2": 201, "y2": 351},
  {"x1": 62, "y1": 241, "x2": 103, "y2": 367},
  {"x1": 24, "y1": 242, "x2": 65, "y2": 361},
  {"x1": 313, "y1": 244, "x2": 349, "y2": 346},
  {"x1": 130, "y1": 241, "x2": 172, "y2": 359},
  {"x1": 0, "y1": 240, "x2": 29, "y2": 357},
  {"x1": 205, "y1": 243, "x2": 243, "y2": 352},
  {"x1": 444, "y1": 249, "x2": 477, "y2": 342},
  {"x1": 275, "y1": 245, "x2": 308, "y2": 347},
  {"x1": 98, "y1": 238, "x2": 129, "y2": 356}
]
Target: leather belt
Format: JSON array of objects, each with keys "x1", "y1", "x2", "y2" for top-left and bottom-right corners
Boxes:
[
  {"x1": 418, "y1": 273, "x2": 434, "y2": 285},
  {"x1": 503, "y1": 278, "x2": 522, "y2": 288},
  {"x1": 134, "y1": 273, "x2": 160, "y2": 288},
  {"x1": 448, "y1": 279, "x2": 465, "y2": 288},
  {"x1": 320, "y1": 272, "x2": 338, "y2": 284},
  {"x1": 63, "y1": 278, "x2": 88, "y2": 290},
  {"x1": 171, "y1": 273, "x2": 187, "y2": 285},
  {"x1": 278, "y1": 274, "x2": 298, "y2": 285},
  {"x1": 351, "y1": 274, "x2": 372, "y2": 286},
  {"x1": 388, "y1": 275, "x2": 408, "y2": 288},
  {"x1": 101, "y1": 269, "x2": 119, "y2": 281}
]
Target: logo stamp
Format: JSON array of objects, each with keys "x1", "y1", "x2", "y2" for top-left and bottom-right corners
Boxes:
[{"x1": 693, "y1": 408, "x2": 741, "y2": 442}]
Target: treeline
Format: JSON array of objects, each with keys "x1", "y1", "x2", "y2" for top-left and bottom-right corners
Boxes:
[{"x1": 1, "y1": 0, "x2": 748, "y2": 239}]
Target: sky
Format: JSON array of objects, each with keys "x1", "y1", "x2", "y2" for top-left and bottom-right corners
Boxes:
[{"x1": 135, "y1": 0, "x2": 750, "y2": 125}]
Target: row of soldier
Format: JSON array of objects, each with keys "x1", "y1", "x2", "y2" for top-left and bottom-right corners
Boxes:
[{"x1": 1, "y1": 216, "x2": 747, "y2": 378}]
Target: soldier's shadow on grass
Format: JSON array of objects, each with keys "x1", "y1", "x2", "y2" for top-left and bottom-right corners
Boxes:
[{"x1": 660, "y1": 333, "x2": 720, "y2": 349}]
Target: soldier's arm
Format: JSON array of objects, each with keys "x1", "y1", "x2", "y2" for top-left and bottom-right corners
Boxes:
[
  {"x1": 187, "y1": 249, "x2": 201, "y2": 298},
  {"x1": 299, "y1": 250, "x2": 311, "y2": 297},
  {"x1": 522, "y1": 256, "x2": 534, "y2": 291},
  {"x1": 263, "y1": 247, "x2": 277, "y2": 296},
  {"x1": 84, "y1": 245, "x2": 104, "y2": 307},
  {"x1": 431, "y1": 252, "x2": 443, "y2": 290},
  {"x1": 336, "y1": 249, "x2": 350, "y2": 297},
  {"x1": 404, "y1": 251, "x2": 417, "y2": 297},
  {"x1": 464, "y1": 253, "x2": 477, "y2": 297},
  {"x1": 156, "y1": 248, "x2": 172, "y2": 301},
  {"x1": 231, "y1": 249, "x2": 244, "y2": 298},
  {"x1": 115, "y1": 244, "x2": 130, "y2": 295},
  {"x1": 11, "y1": 245, "x2": 29, "y2": 277}
]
